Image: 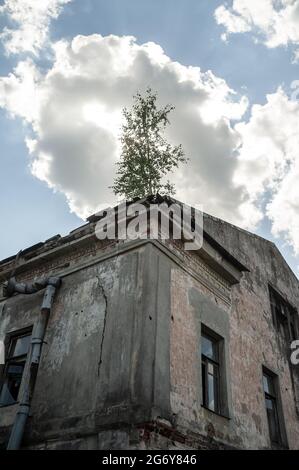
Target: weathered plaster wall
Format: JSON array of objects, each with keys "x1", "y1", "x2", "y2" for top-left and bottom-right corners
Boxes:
[
  {"x1": 169, "y1": 216, "x2": 299, "y2": 449},
  {"x1": 1, "y1": 214, "x2": 299, "y2": 450},
  {"x1": 0, "y1": 243, "x2": 149, "y2": 446},
  {"x1": 204, "y1": 215, "x2": 299, "y2": 449},
  {"x1": 170, "y1": 266, "x2": 239, "y2": 448},
  {"x1": 0, "y1": 241, "x2": 172, "y2": 449}
]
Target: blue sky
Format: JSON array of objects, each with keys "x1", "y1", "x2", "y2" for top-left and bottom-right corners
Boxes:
[
  {"x1": 0, "y1": 0, "x2": 299, "y2": 275},
  {"x1": 53, "y1": 0, "x2": 299, "y2": 104}
]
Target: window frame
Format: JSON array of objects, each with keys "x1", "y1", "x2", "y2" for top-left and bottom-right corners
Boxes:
[
  {"x1": 201, "y1": 326, "x2": 226, "y2": 416},
  {"x1": 0, "y1": 327, "x2": 32, "y2": 408},
  {"x1": 269, "y1": 285, "x2": 298, "y2": 342},
  {"x1": 262, "y1": 366, "x2": 288, "y2": 449}
]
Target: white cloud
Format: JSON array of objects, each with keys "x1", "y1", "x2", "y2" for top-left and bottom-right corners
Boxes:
[
  {"x1": 267, "y1": 162, "x2": 299, "y2": 254},
  {"x1": 0, "y1": 34, "x2": 253, "y2": 222},
  {"x1": 0, "y1": 0, "x2": 72, "y2": 55},
  {"x1": 234, "y1": 88, "x2": 299, "y2": 252},
  {"x1": 1, "y1": 33, "x2": 299, "y2": 254},
  {"x1": 215, "y1": 0, "x2": 299, "y2": 60},
  {"x1": 0, "y1": 59, "x2": 42, "y2": 121}
]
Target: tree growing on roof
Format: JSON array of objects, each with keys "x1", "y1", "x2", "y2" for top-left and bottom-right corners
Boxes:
[{"x1": 111, "y1": 87, "x2": 188, "y2": 199}]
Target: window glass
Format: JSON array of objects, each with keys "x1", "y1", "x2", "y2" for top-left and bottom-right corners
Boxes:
[
  {"x1": 0, "y1": 330, "x2": 31, "y2": 407},
  {"x1": 266, "y1": 398, "x2": 279, "y2": 443},
  {"x1": 263, "y1": 371, "x2": 281, "y2": 445},
  {"x1": 202, "y1": 361, "x2": 206, "y2": 393},
  {"x1": 263, "y1": 373, "x2": 275, "y2": 396},
  {"x1": 263, "y1": 375, "x2": 270, "y2": 394},
  {"x1": 208, "y1": 372, "x2": 215, "y2": 411},
  {"x1": 269, "y1": 286, "x2": 297, "y2": 342},
  {"x1": 201, "y1": 335, "x2": 217, "y2": 361},
  {"x1": 0, "y1": 363, "x2": 25, "y2": 405},
  {"x1": 201, "y1": 330, "x2": 221, "y2": 414},
  {"x1": 10, "y1": 334, "x2": 31, "y2": 358}
]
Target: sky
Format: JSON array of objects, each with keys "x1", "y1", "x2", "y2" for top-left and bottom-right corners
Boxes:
[{"x1": 0, "y1": 0, "x2": 299, "y2": 276}]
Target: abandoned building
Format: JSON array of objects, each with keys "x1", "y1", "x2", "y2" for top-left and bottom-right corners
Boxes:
[{"x1": 0, "y1": 195, "x2": 299, "y2": 450}]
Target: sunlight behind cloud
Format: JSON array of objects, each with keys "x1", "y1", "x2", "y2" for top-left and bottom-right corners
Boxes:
[
  {"x1": 1, "y1": 29, "x2": 299, "y2": 255},
  {"x1": 0, "y1": 34, "x2": 251, "y2": 224},
  {"x1": 82, "y1": 103, "x2": 122, "y2": 137}
]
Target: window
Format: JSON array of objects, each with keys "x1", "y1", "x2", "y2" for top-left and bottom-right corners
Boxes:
[
  {"x1": 201, "y1": 331, "x2": 221, "y2": 413},
  {"x1": 269, "y1": 286, "x2": 297, "y2": 342},
  {"x1": 0, "y1": 330, "x2": 32, "y2": 407},
  {"x1": 262, "y1": 368, "x2": 288, "y2": 448},
  {"x1": 263, "y1": 371, "x2": 281, "y2": 444}
]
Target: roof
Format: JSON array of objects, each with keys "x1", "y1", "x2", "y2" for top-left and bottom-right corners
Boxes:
[{"x1": 6, "y1": 193, "x2": 299, "y2": 282}]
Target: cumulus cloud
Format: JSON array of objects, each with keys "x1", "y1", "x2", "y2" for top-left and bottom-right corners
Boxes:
[
  {"x1": 0, "y1": 34, "x2": 254, "y2": 222},
  {"x1": 234, "y1": 88, "x2": 299, "y2": 253},
  {"x1": 0, "y1": 0, "x2": 72, "y2": 55},
  {"x1": 267, "y1": 164, "x2": 299, "y2": 254},
  {"x1": 1, "y1": 33, "x2": 299, "y2": 254},
  {"x1": 215, "y1": 0, "x2": 299, "y2": 60}
]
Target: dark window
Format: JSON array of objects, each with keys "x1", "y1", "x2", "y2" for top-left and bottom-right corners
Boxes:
[
  {"x1": 0, "y1": 330, "x2": 31, "y2": 407},
  {"x1": 201, "y1": 332, "x2": 220, "y2": 413},
  {"x1": 263, "y1": 370, "x2": 282, "y2": 445},
  {"x1": 269, "y1": 286, "x2": 297, "y2": 342}
]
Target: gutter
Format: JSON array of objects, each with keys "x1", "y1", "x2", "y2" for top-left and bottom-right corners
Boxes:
[{"x1": 3, "y1": 276, "x2": 61, "y2": 450}]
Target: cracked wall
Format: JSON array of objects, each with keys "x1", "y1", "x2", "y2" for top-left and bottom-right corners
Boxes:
[
  {"x1": 169, "y1": 217, "x2": 299, "y2": 449},
  {"x1": 0, "y1": 218, "x2": 299, "y2": 450}
]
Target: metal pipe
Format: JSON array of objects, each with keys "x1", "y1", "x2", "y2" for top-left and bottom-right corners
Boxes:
[
  {"x1": 6, "y1": 277, "x2": 61, "y2": 450},
  {"x1": 4, "y1": 277, "x2": 50, "y2": 297}
]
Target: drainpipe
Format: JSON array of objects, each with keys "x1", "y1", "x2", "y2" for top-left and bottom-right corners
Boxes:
[{"x1": 4, "y1": 276, "x2": 61, "y2": 450}]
